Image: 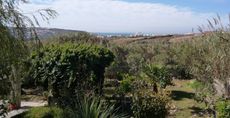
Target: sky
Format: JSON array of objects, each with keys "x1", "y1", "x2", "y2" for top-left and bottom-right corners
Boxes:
[{"x1": 20, "y1": 0, "x2": 230, "y2": 34}]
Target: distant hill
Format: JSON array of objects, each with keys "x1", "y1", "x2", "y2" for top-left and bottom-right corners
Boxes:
[
  {"x1": 33, "y1": 28, "x2": 85, "y2": 39},
  {"x1": 8, "y1": 27, "x2": 85, "y2": 39}
]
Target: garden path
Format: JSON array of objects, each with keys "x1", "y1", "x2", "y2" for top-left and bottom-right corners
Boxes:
[{"x1": 5, "y1": 101, "x2": 47, "y2": 118}]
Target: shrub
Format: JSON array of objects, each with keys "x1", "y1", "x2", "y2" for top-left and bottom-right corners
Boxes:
[
  {"x1": 216, "y1": 100, "x2": 230, "y2": 118},
  {"x1": 188, "y1": 80, "x2": 215, "y2": 109},
  {"x1": 105, "y1": 45, "x2": 130, "y2": 80},
  {"x1": 117, "y1": 74, "x2": 135, "y2": 94},
  {"x1": 170, "y1": 17, "x2": 230, "y2": 98},
  {"x1": 126, "y1": 47, "x2": 146, "y2": 75},
  {"x1": 44, "y1": 32, "x2": 106, "y2": 45},
  {"x1": 23, "y1": 107, "x2": 64, "y2": 118},
  {"x1": 144, "y1": 64, "x2": 172, "y2": 88},
  {"x1": 167, "y1": 64, "x2": 192, "y2": 80},
  {"x1": 30, "y1": 43, "x2": 114, "y2": 107},
  {"x1": 131, "y1": 79, "x2": 170, "y2": 118},
  {"x1": 131, "y1": 89, "x2": 170, "y2": 118}
]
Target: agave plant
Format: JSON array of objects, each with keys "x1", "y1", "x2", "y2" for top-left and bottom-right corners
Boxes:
[{"x1": 75, "y1": 97, "x2": 128, "y2": 118}]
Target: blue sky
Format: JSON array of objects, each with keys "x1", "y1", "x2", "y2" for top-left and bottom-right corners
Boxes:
[
  {"x1": 22, "y1": 0, "x2": 230, "y2": 34},
  {"x1": 123, "y1": 0, "x2": 230, "y2": 13}
]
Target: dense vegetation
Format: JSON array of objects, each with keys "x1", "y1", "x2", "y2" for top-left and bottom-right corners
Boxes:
[
  {"x1": 29, "y1": 43, "x2": 114, "y2": 107},
  {"x1": 2, "y1": 28, "x2": 230, "y2": 117},
  {"x1": 101, "y1": 17, "x2": 230, "y2": 117},
  {"x1": 0, "y1": 0, "x2": 56, "y2": 108},
  {"x1": 0, "y1": 1, "x2": 230, "y2": 117}
]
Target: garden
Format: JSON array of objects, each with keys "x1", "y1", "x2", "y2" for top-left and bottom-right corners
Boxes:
[{"x1": 1, "y1": 0, "x2": 230, "y2": 118}]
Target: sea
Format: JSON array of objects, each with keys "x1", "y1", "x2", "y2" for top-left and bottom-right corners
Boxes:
[{"x1": 92, "y1": 32, "x2": 135, "y2": 37}]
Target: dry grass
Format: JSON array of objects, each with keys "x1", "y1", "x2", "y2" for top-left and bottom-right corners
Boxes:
[{"x1": 109, "y1": 34, "x2": 203, "y2": 45}]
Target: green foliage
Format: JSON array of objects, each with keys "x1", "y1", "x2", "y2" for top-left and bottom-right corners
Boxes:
[
  {"x1": 0, "y1": 26, "x2": 30, "y2": 104},
  {"x1": 105, "y1": 44, "x2": 154, "y2": 80},
  {"x1": 0, "y1": 0, "x2": 56, "y2": 107},
  {"x1": 187, "y1": 69, "x2": 215, "y2": 110},
  {"x1": 125, "y1": 46, "x2": 147, "y2": 75},
  {"x1": 168, "y1": 65, "x2": 192, "y2": 80},
  {"x1": 169, "y1": 17, "x2": 230, "y2": 97},
  {"x1": 22, "y1": 107, "x2": 64, "y2": 118},
  {"x1": 129, "y1": 79, "x2": 170, "y2": 118},
  {"x1": 46, "y1": 32, "x2": 106, "y2": 45},
  {"x1": 188, "y1": 80, "x2": 203, "y2": 90},
  {"x1": 162, "y1": 17, "x2": 230, "y2": 99},
  {"x1": 73, "y1": 96, "x2": 128, "y2": 118},
  {"x1": 144, "y1": 64, "x2": 172, "y2": 88},
  {"x1": 117, "y1": 74, "x2": 135, "y2": 94},
  {"x1": 0, "y1": 25, "x2": 29, "y2": 80},
  {"x1": 30, "y1": 43, "x2": 114, "y2": 106},
  {"x1": 216, "y1": 100, "x2": 230, "y2": 118},
  {"x1": 103, "y1": 17, "x2": 230, "y2": 117},
  {"x1": 131, "y1": 81, "x2": 170, "y2": 118},
  {"x1": 105, "y1": 45, "x2": 130, "y2": 80}
]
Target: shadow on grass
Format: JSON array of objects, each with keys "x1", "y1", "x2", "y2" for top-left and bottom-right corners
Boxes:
[
  {"x1": 170, "y1": 90, "x2": 195, "y2": 101},
  {"x1": 189, "y1": 106, "x2": 207, "y2": 117}
]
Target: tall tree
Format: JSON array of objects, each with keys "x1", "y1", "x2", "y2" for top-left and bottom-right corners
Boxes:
[{"x1": 0, "y1": 0, "x2": 57, "y2": 107}]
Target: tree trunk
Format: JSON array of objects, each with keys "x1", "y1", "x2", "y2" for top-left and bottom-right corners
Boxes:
[
  {"x1": 10, "y1": 65, "x2": 21, "y2": 108},
  {"x1": 153, "y1": 83, "x2": 158, "y2": 93},
  {"x1": 225, "y1": 78, "x2": 230, "y2": 98}
]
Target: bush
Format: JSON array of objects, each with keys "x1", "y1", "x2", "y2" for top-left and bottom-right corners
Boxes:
[
  {"x1": 143, "y1": 64, "x2": 172, "y2": 88},
  {"x1": 131, "y1": 79, "x2": 170, "y2": 118},
  {"x1": 22, "y1": 107, "x2": 64, "y2": 118},
  {"x1": 131, "y1": 90, "x2": 170, "y2": 118},
  {"x1": 30, "y1": 43, "x2": 114, "y2": 107},
  {"x1": 44, "y1": 32, "x2": 106, "y2": 45},
  {"x1": 167, "y1": 65, "x2": 192, "y2": 80},
  {"x1": 117, "y1": 74, "x2": 135, "y2": 94},
  {"x1": 216, "y1": 100, "x2": 230, "y2": 118},
  {"x1": 105, "y1": 45, "x2": 130, "y2": 80},
  {"x1": 188, "y1": 80, "x2": 215, "y2": 109}
]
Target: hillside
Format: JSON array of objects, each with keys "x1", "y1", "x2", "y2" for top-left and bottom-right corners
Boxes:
[
  {"x1": 33, "y1": 28, "x2": 85, "y2": 39},
  {"x1": 110, "y1": 34, "x2": 201, "y2": 45}
]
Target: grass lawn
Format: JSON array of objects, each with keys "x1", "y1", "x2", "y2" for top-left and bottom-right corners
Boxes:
[{"x1": 167, "y1": 79, "x2": 209, "y2": 118}]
